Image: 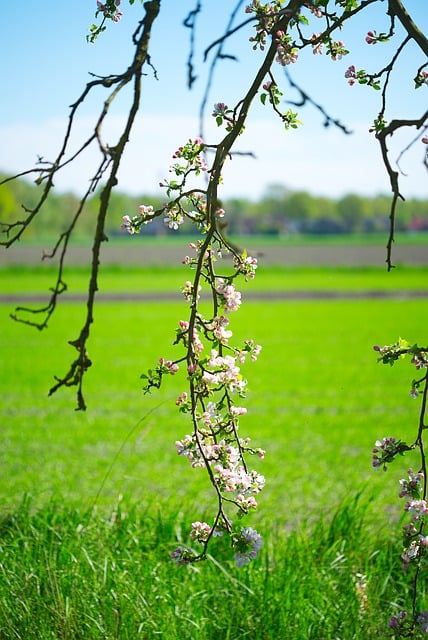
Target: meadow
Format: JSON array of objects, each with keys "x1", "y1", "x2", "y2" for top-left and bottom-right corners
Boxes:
[{"x1": 0, "y1": 264, "x2": 427, "y2": 638}]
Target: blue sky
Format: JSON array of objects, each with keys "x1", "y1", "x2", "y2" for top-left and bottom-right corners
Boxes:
[{"x1": 1, "y1": 1, "x2": 426, "y2": 201}]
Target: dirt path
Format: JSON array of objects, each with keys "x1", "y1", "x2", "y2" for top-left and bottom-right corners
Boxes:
[
  {"x1": 1, "y1": 243, "x2": 427, "y2": 266},
  {"x1": 1, "y1": 290, "x2": 427, "y2": 304}
]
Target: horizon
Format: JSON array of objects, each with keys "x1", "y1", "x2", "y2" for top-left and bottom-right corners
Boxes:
[{"x1": 1, "y1": 2, "x2": 427, "y2": 201}]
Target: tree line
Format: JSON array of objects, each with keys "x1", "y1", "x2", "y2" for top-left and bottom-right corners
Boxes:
[{"x1": 1, "y1": 174, "x2": 427, "y2": 240}]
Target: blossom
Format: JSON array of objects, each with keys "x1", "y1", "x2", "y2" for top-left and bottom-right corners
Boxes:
[
  {"x1": 388, "y1": 610, "x2": 407, "y2": 631},
  {"x1": 170, "y1": 546, "x2": 194, "y2": 565},
  {"x1": 97, "y1": 0, "x2": 122, "y2": 21},
  {"x1": 275, "y1": 32, "x2": 298, "y2": 66},
  {"x1": 308, "y1": 2, "x2": 323, "y2": 18},
  {"x1": 159, "y1": 357, "x2": 179, "y2": 375},
  {"x1": 417, "y1": 611, "x2": 428, "y2": 633},
  {"x1": 170, "y1": 138, "x2": 207, "y2": 175},
  {"x1": 216, "y1": 280, "x2": 242, "y2": 313},
  {"x1": 404, "y1": 499, "x2": 428, "y2": 522},
  {"x1": 411, "y1": 351, "x2": 428, "y2": 369},
  {"x1": 190, "y1": 521, "x2": 212, "y2": 542},
  {"x1": 236, "y1": 255, "x2": 258, "y2": 279},
  {"x1": 211, "y1": 315, "x2": 233, "y2": 344},
  {"x1": 399, "y1": 469, "x2": 424, "y2": 499},
  {"x1": 181, "y1": 281, "x2": 201, "y2": 302},
  {"x1": 204, "y1": 350, "x2": 245, "y2": 393},
  {"x1": 164, "y1": 206, "x2": 184, "y2": 230},
  {"x1": 365, "y1": 31, "x2": 377, "y2": 44},
  {"x1": 176, "y1": 391, "x2": 188, "y2": 407},
  {"x1": 120, "y1": 215, "x2": 135, "y2": 234},
  {"x1": 138, "y1": 204, "x2": 154, "y2": 218},
  {"x1": 329, "y1": 40, "x2": 348, "y2": 61},
  {"x1": 372, "y1": 436, "x2": 400, "y2": 470},
  {"x1": 234, "y1": 527, "x2": 263, "y2": 567},
  {"x1": 402, "y1": 540, "x2": 420, "y2": 568},
  {"x1": 311, "y1": 33, "x2": 324, "y2": 55},
  {"x1": 237, "y1": 494, "x2": 258, "y2": 510},
  {"x1": 230, "y1": 405, "x2": 247, "y2": 417},
  {"x1": 345, "y1": 65, "x2": 357, "y2": 86},
  {"x1": 212, "y1": 102, "x2": 229, "y2": 117}
]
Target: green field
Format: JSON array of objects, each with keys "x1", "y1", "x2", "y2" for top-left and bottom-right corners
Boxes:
[
  {"x1": 1, "y1": 263, "x2": 427, "y2": 296},
  {"x1": 1, "y1": 266, "x2": 427, "y2": 638},
  {"x1": 11, "y1": 231, "x2": 428, "y2": 248}
]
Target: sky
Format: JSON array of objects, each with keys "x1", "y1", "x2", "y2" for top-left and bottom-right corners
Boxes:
[{"x1": 0, "y1": 1, "x2": 427, "y2": 202}]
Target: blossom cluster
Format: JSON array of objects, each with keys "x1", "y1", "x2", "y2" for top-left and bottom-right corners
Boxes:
[
  {"x1": 345, "y1": 65, "x2": 381, "y2": 90},
  {"x1": 372, "y1": 437, "x2": 409, "y2": 471},
  {"x1": 175, "y1": 435, "x2": 265, "y2": 509},
  {"x1": 170, "y1": 138, "x2": 208, "y2": 177},
  {"x1": 374, "y1": 338, "x2": 428, "y2": 634},
  {"x1": 374, "y1": 338, "x2": 428, "y2": 399},
  {"x1": 233, "y1": 527, "x2": 263, "y2": 567},
  {"x1": 122, "y1": 128, "x2": 265, "y2": 565},
  {"x1": 245, "y1": 1, "x2": 284, "y2": 51},
  {"x1": 169, "y1": 296, "x2": 264, "y2": 564},
  {"x1": 121, "y1": 204, "x2": 154, "y2": 234},
  {"x1": 96, "y1": 0, "x2": 122, "y2": 22},
  {"x1": 415, "y1": 70, "x2": 428, "y2": 88},
  {"x1": 275, "y1": 31, "x2": 298, "y2": 66},
  {"x1": 212, "y1": 103, "x2": 236, "y2": 131}
]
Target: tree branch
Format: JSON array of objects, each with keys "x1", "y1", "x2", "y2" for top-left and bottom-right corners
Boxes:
[{"x1": 388, "y1": 0, "x2": 428, "y2": 56}]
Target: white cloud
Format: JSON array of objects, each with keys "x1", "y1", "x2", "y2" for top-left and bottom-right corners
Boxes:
[{"x1": 0, "y1": 113, "x2": 426, "y2": 201}]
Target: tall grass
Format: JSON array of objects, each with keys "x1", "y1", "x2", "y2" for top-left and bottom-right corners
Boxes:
[{"x1": 0, "y1": 494, "x2": 420, "y2": 639}]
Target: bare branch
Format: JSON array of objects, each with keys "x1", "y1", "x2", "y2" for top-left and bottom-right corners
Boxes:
[
  {"x1": 388, "y1": 0, "x2": 428, "y2": 56},
  {"x1": 284, "y1": 69, "x2": 352, "y2": 133},
  {"x1": 376, "y1": 110, "x2": 428, "y2": 270}
]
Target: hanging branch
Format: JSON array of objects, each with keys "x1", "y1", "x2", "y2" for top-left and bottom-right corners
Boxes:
[
  {"x1": 284, "y1": 69, "x2": 352, "y2": 133},
  {"x1": 376, "y1": 111, "x2": 428, "y2": 271},
  {"x1": 0, "y1": 0, "x2": 162, "y2": 410},
  {"x1": 183, "y1": 0, "x2": 202, "y2": 89}
]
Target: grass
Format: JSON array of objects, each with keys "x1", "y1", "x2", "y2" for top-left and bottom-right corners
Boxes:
[
  {"x1": 0, "y1": 266, "x2": 427, "y2": 637},
  {"x1": 1, "y1": 494, "x2": 421, "y2": 639},
  {"x1": 1, "y1": 263, "x2": 427, "y2": 295}
]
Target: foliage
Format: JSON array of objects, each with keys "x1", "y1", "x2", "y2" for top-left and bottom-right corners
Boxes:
[{"x1": 2, "y1": 174, "x2": 428, "y2": 239}]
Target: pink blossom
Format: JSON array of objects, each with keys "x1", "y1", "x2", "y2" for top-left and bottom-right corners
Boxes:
[
  {"x1": 223, "y1": 284, "x2": 242, "y2": 313},
  {"x1": 170, "y1": 546, "x2": 194, "y2": 565},
  {"x1": 190, "y1": 521, "x2": 212, "y2": 542},
  {"x1": 311, "y1": 34, "x2": 323, "y2": 55},
  {"x1": 404, "y1": 499, "x2": 428, "y2": 521},
  {"x1": 176, "y1": 392, "x2": 188, "y2": 406},
  {"x1": 234, "y1": 527, "x2": 263, "y2": 567},
  {"x1": 120, "y1": 215, "x2": 135, "y2": 234},
  {"x1": 212, "y1": 102, "x2": 229, "y2": 117}
]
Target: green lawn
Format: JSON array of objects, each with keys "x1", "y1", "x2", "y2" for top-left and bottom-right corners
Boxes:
[
  {"x1": 1, "y1": 293, "x2": 424, "y2": 512},
  {"x1": 1, "y1": 263, "x2": 427, "y2": 295},
  {"x1": 12, "y1": 231, "x2": 428, "y2": 247}
]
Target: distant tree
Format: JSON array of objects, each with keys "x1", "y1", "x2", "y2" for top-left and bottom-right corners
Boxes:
[{"x1": 337, "y1": 193, "x2": 368, "y2": 232}]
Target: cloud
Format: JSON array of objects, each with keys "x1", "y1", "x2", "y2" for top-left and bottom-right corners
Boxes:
[{"x1": 0, "y1": 113, "x2": 426, "y2": 201}]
